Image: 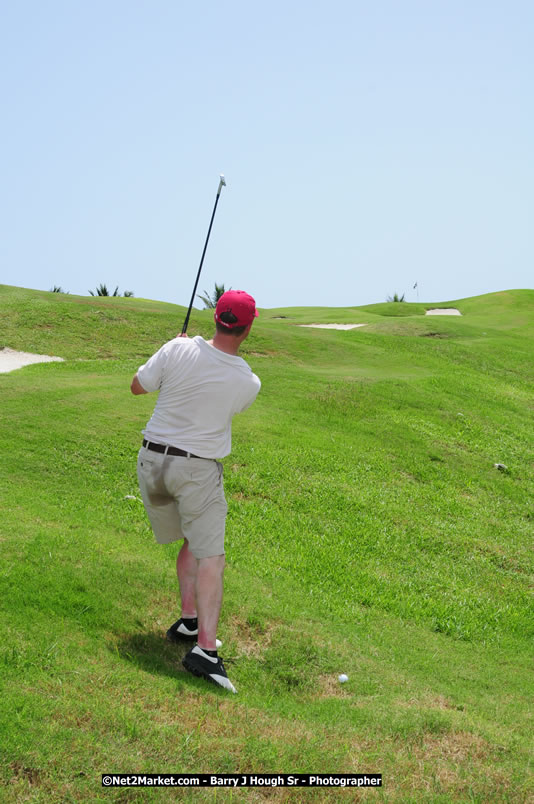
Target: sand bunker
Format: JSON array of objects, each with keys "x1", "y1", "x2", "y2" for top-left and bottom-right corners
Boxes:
[
  {"x1": 425, "y1": 309, "x2": 462, "y2": 316},
  {"x1": 299, "y1": 324, "x2": 367, "y2": 330},
  {"x1": 0, "y1": 347, "x2": 64, "y2": 374}
]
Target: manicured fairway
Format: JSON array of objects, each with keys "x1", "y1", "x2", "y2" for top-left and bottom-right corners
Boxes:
[{"x1": 1, "y1": 285, "x2": 532, "y2": 802}]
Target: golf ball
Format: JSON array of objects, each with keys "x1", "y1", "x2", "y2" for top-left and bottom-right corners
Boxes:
[{"x1": 338, "y1": 674, "x2": 349, "y2": 683}]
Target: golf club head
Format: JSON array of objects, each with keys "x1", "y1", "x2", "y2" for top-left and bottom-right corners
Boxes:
[{"x1": 218, "y1": 174, "x2": 226, "y2": 193}]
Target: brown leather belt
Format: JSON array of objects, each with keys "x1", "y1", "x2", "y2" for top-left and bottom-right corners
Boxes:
[{"x1": 142, "y1": 439, "x2": 208, "y2": 459}]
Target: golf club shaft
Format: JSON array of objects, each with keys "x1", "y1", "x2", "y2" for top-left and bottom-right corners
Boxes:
[{"x1": 181, "y1": 176, "x2": 226, "y2": 335}]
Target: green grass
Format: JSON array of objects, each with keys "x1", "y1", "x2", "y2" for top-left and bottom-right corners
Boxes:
[{"x1": 1, "y1": 284, "x2": 533, "y2": 802}]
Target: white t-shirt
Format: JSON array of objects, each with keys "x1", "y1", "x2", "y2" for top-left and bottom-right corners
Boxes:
[{"x1": 137, "y1": 336, "x2": 261, "y2": 458}]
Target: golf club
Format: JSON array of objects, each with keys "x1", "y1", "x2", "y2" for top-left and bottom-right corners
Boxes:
[{"x1": 181, "y1": 174, "x2": 226, "y2": 335}]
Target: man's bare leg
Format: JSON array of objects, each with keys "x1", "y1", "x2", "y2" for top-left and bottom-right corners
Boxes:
[
  {"x1": 196, "y1": 555, "x2": 225, "y2": 651},
  {"x1": 182, "y1": 553, "x2": 235, "y2": 692},
  {"x1": 176, "y1": 540, "x2": 197, "y2": 617}
]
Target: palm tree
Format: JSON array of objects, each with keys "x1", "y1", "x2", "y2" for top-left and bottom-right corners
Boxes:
[
  {"x1": 49, "y1": 286, "x2": 68, "y2": 293},
  {"x1": 387, "y1": 292, "x2": 406, "y2": 302},
  {"x1": 89, "y1": 284, "x2": 120, "y2": 297},
  {"x1": 197, "y1": 282, "x2": 228, "y2": 309}
]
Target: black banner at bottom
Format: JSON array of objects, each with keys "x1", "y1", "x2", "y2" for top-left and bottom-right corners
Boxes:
[{"x1": 102, "y1": 774, "x2": 382, "y2": 789}]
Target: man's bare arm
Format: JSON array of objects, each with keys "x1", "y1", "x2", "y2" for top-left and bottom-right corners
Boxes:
[{"x1": 131, "y1": 374, "x2": 148, "y2": 395}]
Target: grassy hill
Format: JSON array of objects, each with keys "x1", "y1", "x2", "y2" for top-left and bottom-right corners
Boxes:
[{"x1": 1, "y1": 285, "x2": 532, "y2": 802}]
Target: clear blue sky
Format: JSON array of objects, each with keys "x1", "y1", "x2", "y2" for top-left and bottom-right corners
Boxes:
[{"x1": 1, "y1": 1, "x2": 532, "y2": 309}]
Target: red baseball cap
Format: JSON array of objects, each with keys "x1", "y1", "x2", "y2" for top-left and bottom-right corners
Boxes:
[{"x1": 215, "y1": 290, "x2": 259, "y2": 328}]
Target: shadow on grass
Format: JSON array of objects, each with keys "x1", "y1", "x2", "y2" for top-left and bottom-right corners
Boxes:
[{"x1": 113, "y1": 631, "x2": 188, "y2": 678}]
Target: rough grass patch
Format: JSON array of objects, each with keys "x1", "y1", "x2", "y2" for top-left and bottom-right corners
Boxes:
[
  {"x1": 314, "y1": 674, "x2": 352, "y2": 699},
  {"x1": 226, "y1": 614, "x2": 279, "y2": 659},
  {"x1": 259, "y1": 629, "x2": 334, "y2": 692}
]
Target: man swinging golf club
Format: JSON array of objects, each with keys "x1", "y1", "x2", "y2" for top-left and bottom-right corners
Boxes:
[{"x1": 131, "y1": 290, "x2": 260, "y2": 693}]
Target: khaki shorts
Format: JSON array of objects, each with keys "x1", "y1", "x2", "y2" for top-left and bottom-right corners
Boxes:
[{"x1": 137, "y1": 446, "x2": 227, "y2": 559}]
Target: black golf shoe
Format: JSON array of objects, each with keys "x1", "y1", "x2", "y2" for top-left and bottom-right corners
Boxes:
[
  {"x1": 182, "y1": 646, "x2": 237, "y2": 694},
  {"x1": 166, "y1": 618, "x2": 198, "y2": 642},
  {"x1": 166, "y1": 618, "x2": 222, "y2": 649}
]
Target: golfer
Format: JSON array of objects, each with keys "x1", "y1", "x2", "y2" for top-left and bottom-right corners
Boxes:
[{"x1": 131, "y1": 290, "x2": 260, "y2": 693}]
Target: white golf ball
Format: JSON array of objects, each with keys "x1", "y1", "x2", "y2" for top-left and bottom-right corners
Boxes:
[{"x1": 338, "y1": 674, "x2": 349, "y2": 683}]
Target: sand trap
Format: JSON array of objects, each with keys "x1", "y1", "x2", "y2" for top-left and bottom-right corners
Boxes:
[
  {"x1": 299, "y1": 323, "x2": 367, "y2": 330},
  {"x1": 425, "y1": 309, "x2": 462, "y2": 316},
  {"x1": 0, "y1": 347, "x2": 64, "y2": 374}
]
